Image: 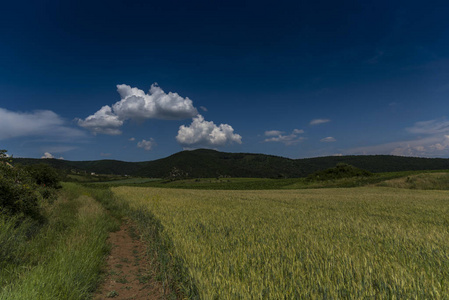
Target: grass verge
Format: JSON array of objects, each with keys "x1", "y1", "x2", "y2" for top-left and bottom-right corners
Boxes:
[{"x1": 0, "y1": 183, "x2": 118, "y2": 300}]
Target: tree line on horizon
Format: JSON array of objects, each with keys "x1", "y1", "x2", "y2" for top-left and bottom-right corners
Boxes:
[{"x1": 10, "y1": 149, "x2": 449, "y2": 179}]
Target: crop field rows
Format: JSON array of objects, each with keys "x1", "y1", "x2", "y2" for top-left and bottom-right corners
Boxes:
[{"x1": 113, "y1": 186, "x2": 449, "y2": 299}]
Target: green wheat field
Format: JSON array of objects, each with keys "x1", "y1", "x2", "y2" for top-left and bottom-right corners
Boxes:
[{"x1": 113, "y1": 186, "x2": 449, "y2": 299}]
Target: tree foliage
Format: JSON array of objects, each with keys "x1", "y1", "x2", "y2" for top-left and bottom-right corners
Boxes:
[
  {"x1": 307, "y1": 163, "x2": 373, "y2": 181},
  {"x1": 24, "y1": 164, "x2": 61, "y2": 189},
  {"x1": 1, "y1": 150, "x2": 60, "y2": 222}
]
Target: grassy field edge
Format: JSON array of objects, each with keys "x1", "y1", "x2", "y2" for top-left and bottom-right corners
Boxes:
[
  {"x1": 0, "y1": 183, "x2": 119, "y2": 299},
  {"x1": 130, "y1": 208, "x2": 200, "y2": 299},
  {"x1": 89, "y1": 184, "x2": 198, "y2": 299}
]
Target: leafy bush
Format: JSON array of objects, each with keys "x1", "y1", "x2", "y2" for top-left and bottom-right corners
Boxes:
[
  {"x1": 0, "y1": 165, "x2": 42, "y2": 221},
  {"x1": 307, "y1": 163, "x2": 373, "y2": 181},
  {"x1": 0, "y1": 150, "x2": 60, "y2": 221},
  {"x1": 24, "y1": 164, "x2": 61, "y2": 189}
]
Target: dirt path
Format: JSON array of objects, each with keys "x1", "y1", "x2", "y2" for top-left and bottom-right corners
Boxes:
[{"x1": 94, "y1": 219, "x2": 166, "y2": 300}]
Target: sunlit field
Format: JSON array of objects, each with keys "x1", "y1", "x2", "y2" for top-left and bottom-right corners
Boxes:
[{"x1": 113, "y1": 186, "x2": 449, "y2": 298}]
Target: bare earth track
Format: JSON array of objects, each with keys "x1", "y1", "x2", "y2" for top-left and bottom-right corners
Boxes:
[{"x1": 94, "y1": 220, "x2": 166, "y2": 300}]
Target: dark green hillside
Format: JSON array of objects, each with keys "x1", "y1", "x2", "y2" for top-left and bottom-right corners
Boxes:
[
  {"x1": 12, "y1": 149, "x2": 449, "y2": 178},
  {"x1": 298, "y1": 155, "x2": 449, "y2": 174},
  {"x1": 137, "y1": 150, "x2": 449, "y2": 177},
  {"x1": 133, "y1": 149, "x2": 301, "y2": 178},
  {"x1": 13, "y1": 158, "x2": 144, "y2": 175},
  {"x1": 68, "y1": 159, "x2": 146, "y2": 175}
]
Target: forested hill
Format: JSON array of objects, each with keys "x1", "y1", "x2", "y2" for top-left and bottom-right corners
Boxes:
[{"x1": 12, "y1": 149, "x2": 449, "y2": 178}]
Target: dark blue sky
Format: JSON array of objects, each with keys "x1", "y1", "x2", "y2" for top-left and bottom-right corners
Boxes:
[{"x1": 1, "y1": 0, "x2": 449, "y2": 161}]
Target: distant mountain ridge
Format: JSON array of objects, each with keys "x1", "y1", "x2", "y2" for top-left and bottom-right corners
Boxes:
[{"x1": 12, "y1": 149, "x2": 449, "y2": 178}]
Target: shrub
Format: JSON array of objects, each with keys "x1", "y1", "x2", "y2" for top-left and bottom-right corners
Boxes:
[
  {"x1": 0, "y1": 150, "x2": 60, "y2": 221},
  {"x1": 0, "y1": 162, "x2": 43, "y2": 221},
  {"x1": 307, "y1": 163, "x2": 373, "y2": 181},
  {"x1": 24, "y1": 164, "x2": 61, "y2": 189}
]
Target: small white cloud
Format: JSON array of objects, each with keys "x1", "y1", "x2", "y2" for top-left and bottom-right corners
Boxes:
[
  {"x1": 310, "y1": 119, "x2": 331, "y2": 126},
  {"x1": 100, "y1": 153, "x2": 112, "y2": 157},
  {"x1": 293, "y1": 129, "x2": 304, "y2": 134},
  {"x1": 41, "y1": 152, "x2": 64, "y2": 159},
  {"x1": 264, "y1": 130, "x2": 284, "y2": 137},
  {"x1": 129, "y1": 137, "x2": 136, "y2": 141},
  {"x1": 77, "y1": 84, "x2": 198, "y2": 135},
  {"x1": 200, "y1": 106, "x2": 208, "y2": 112},
  {"x1": 76, "y1": 105, "x2": 123, "y2": 135},
  {"x1": 263, "y1": 129, "x2": 305, "y2": 146},
  {"x1": 321, "y1": 136, "x2": 336, "y2": 142},
  {"x1": 264, "y1": 134, "x2": 305, "y2": 146},
  {"x1": 0, "y1": 108, "x2": 85, "y2": 140},
  {"x1": 137, "y1": 138, "x2": 155, "y2": 151},
  {"x1": 176, "y1": 115, "x2": 242, "y2": 148}
]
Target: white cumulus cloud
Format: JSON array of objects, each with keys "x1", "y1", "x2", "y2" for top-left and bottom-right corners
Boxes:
[
  {"x1": 77, "y1": 105, "x2": 123, "y2": 135},
  {"x1": 0, "y1": 108, "x2": 85, "y2": 140},
  {"x1": 176, "y1": 115, "x2": 242, "y2": 148},
  {"x1": 137, "y1": 139, "x2": 155, "y2": 151},
  {"x1": 41, "y1": 152, "x2": 64, "y2": 159},
  {"x1": 310, "y1": 119, "x2": 331, "y2": 126},
  {"x1": 41, "y1": 152, "x2": 54, "y2": 159},
  {"x1": 114, "y1": 83, "x2": 198, "y2": 120},
  {"x1": 77, "y1": 84, "x2": 198, "y2": 135}
]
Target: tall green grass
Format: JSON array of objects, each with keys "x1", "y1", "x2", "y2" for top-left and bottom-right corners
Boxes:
[
  {"x1": 0, "y1": 183, "x2": 118, "y2": 300},
  {"x1": 114, "y1": 186, "x2": 449, "y2": 298},
  {"x1": 378, "y1": 172, "x2": 449, "y2": 190}
]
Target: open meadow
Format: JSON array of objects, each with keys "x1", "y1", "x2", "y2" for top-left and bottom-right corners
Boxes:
[{"x1": 114, "y1": 186, "x2": 449, "y2": 299}]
